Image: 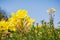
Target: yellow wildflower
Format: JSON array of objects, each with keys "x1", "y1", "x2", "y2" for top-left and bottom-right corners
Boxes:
[
  {"x1": 8, "y1": 12, "x2": 17, "y2": 21},
  {"x1": 8, "y1": 23, "x2": 16, "y2": 31},
  {"x1": 11, "y1": 12, "x2": 16, "y2": 18},
  {"x1": 8, "y1": 26, "x2": 16, "y2": 32},
  {"x1": 28, "y1": 19, "x2": 35, "y2": 23},
  {"x1": 26, "y1": 16, "x2": 35, "y2": 23},
  {"x1": 26, "y1": 23, "x2": 32, "y2": 27},
  {"x1": 16, "y1": 10, "x2": 27, "y2": 18},
  {"x1": 25, "y1": 16, "x2": 35, "y2": 27},
  {"x1": 0, "y1": 20, "x2": 8, "y2": 31}
]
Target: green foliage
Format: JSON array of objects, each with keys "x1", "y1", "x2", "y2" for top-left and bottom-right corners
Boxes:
[
  {"x1": 0, "y1": 8, "x2": 60, "y2": 40},
  {"x1": 0, "y1": 23, "x2": 60, "y2": 40}
]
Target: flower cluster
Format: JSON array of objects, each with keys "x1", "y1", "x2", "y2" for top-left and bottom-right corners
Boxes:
[
  {"x1": 0, "y1": 10, "x2": 35, "y2": 32},
  {"x1": 47, "y1": 8, "x2": 56, "y2": 13}
]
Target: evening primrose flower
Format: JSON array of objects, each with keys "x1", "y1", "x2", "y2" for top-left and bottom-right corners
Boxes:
[
  {"x1": 26, "y1": 16, "x2": 35, "y2": 23},
  {"x1": 11, "y1": 12, "x2": 16, "y2": 18},
  {"x1": 8, "y1": 19, "x2": 17, "y2": 31},
  {"x1": 26, "y1": 23, "x2": 32, "y2": 27},
  {"x1": 26, "y1": 16, "x2": 30, "y2": 21},
  {"x1": 28, "y1": 19, "x2": 35, "y2": 23},
  {"x1": 24, "y1": 15, "x2": 35, "y2": 27},
  {"x1": 0, "y1": 9, "x2": 35, "y2": 32},
  {"x1": 8, "y1": 12, "x2": 17, "y2": 21},
  {"x1": 0, "y1": 20, "x2": 8, "y2": 31},
  {"x1": 8, "y1": 26, "x2": 16, "y2": 32},
  {"x1": 16, "y1": 10, "x2": 27, "y2": 18},
  {"x1": 8, "y1": 13, "x2": 17, "y2": 25},
  {"x1": 26, "y1": 18, "x2": 35, "y2": 27},
  {"x1": 8, "y1": 22, "x2": 16, "y2": 31}
]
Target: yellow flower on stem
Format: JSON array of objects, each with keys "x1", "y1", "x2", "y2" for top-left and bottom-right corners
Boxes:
[
  {"x1": 8, "y1": 12, "x2": 17, "y2": 21},
  {"x1": 16, "y1": 10, "x2": 27, "y2": 18},
  {"x1": 11, "y1": 12, "x2": 16, "y2": 18},
  {"x1": 0, "y1": 20, "x2": 8, "y2": 31},
  {"x1": 26, "y1": 16, "x2": 35, "y2": 23},
  {"x1": 26, "y1": 17, "x2": 35, "y2": 27},
  {"x1": 8, "y1": 23, "x2": 16, "y2": 32}
]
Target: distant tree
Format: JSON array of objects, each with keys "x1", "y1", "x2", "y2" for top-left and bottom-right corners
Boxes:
[
  {"x1": 0, "y1": 7, "x2": 8, "y2": 21},
  {"x1": 58, "y1": 22, "x2": 60, "y2": 27}
]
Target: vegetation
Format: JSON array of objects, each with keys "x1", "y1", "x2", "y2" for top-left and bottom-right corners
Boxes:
[
  {"x1": 0, "y1": 8, "x2": 8, "y2": 21},
  {"x1": 0, "y1": 8, "x2": 60, "y2": 40}
]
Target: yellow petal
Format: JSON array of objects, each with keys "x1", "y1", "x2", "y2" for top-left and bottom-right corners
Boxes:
[{"x1": 16, "y1": 10, "x2": 27, "y2": 18}]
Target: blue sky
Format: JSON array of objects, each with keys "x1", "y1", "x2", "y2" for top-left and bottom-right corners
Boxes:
[{"x1": 0, "y1": 0, "x2": 60, "y2": 27}]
